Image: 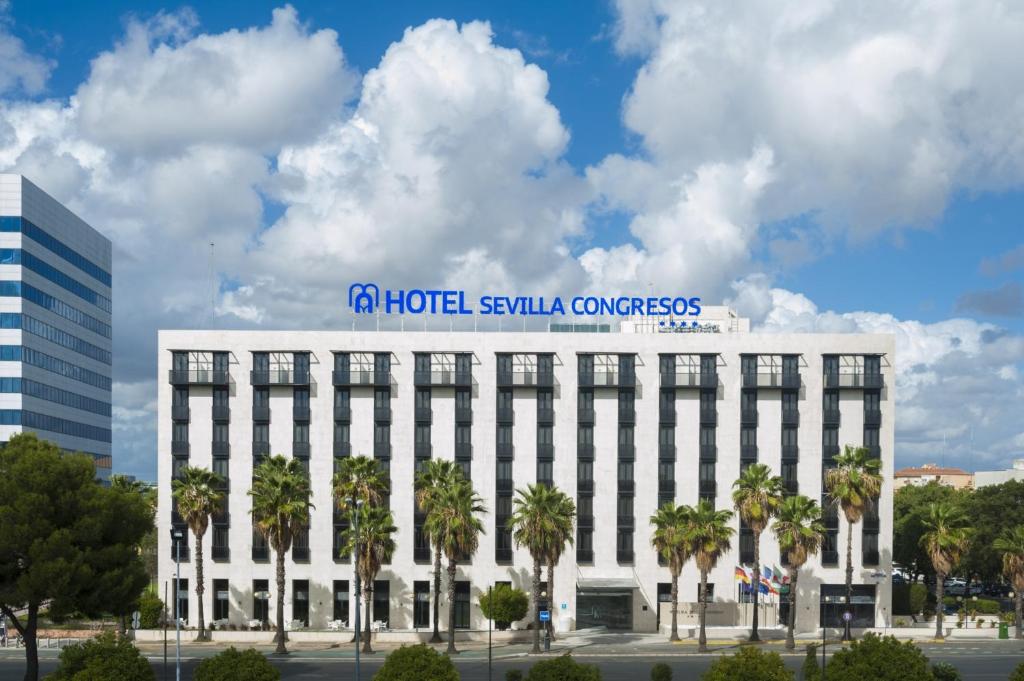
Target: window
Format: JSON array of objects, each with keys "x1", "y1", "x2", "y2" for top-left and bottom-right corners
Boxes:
[
  {"x1": 578, "y1": 390, "x2": 593, "y2": 411},
  {"x1": 253, "y1": 579, "x2": 269, "y2": 623},
  {"x1": 175, "y1": 578, "x2": 189, "y2": 623},
  {"x1": 618, "y1": 390, "x2": 634, "y2": 411},
  {"x1": 496, "y1": 389, "x2": 513, "y2": 410},
  {"x1": 659, "y1": 355, "x2": 675, "y2": 374},
  {"x1": 537, "y1": 426, "x2": 553, "y2": 446},
  {"x1": 700, "y1": 427, "x2": 716, "y2": 446},
  {"x1": 741, "y1": 390, "x2": 757, "y2": 410},
  {"x1": 294, "y1": 387, "x2": 309, "y2": 409},
  {"x1": 618, "y1": 354, "x2": 634, "y2": 375},
  {"x1": 454, "y1": 581, "x2": 471, "y2": 629},
  {"x1": 456, "y1": 425, "x2": 472, "y2": 445},
  {"x1": 292, "y1": 580, "x2": 309, "y2": 626},
  {"x1": 455, "y1": 388, "x2": 471, "y2": 410},
  {"x1": 455, "y1": 353, "x2": 472, "y2": 375},
  {"x1": 334, "y1": 423, "x2": 350, "y2": 444},
  {"x1": 699, "y1": 462, "x2": 715, "y2": 483},
  {"x1": 497, "y1": 425, "x2": 513, "y2": 445},
  {"x1": 374, "y1": 388, "x2": 389, "y2": 409},
  {"x1": 212, "y1": 457, "x2": 228, "y2": 480},
  {"x1": 374, "y1": 352, "x2": 390, "y2": 374},
  {"x1": 864, "y1": 427, "x2": 880, "y2": 449},
  {"x1": 782, "y1": 355, "x2": 799, "y2": 375},
  {"x1": 617, "y1": 460, "x2": 634, "y2": 482},
  {"x1": 213, "y1": 423, "x2": 229, "y2": 445},
  {"x1": 213, "y1": 387, "x2": 228, "y2": 409},
  {"x1": 253, "y1": 387, "x2": 269, "y2": 408},
  {"x1": 253, "y1": 423, "x2": 269, "y2": 444},
  {"x1": 658, "y1": 461, "x2": 674, "y2": 482},
  {"x1": 415, "y1": 353, "x2": 430, "y2": 373},
  {"x1": 415, "y1": 424, "x2": 430, "y2": 446},
  {"x1": 616, "y1": 530, "x2": 633, "y2": 553},
  {"x1": 782, "y1": 391, "x2": 798, "y2": 411},
  {"x1": 660, "y1": 389, "x2": 674, "y2": 411},
  {"x1": 414, "y1": 581, "x2": 430, "y2": 628},
  {"x1": 700, "y1": 355, "x2": 716, "y2": 374},
  {"x1": 497, "y1": 460, "x2": 513, "y2": 482},
  {"x1": 335, "y1": 387, "x2": 351, "y2": 409},
  {"x1": 577, "y1": 496, "x2": 593, "y2": 517},
  {"x1": 741, "y1": 355, "x2": 757, "y2": 376},
  {"x1": 822, "y1": 428, "x2": 838, "y2": 447},
  {"x1": 213, "y1": 579, "x2": 229, "y2": 621},
  {"x1": 373, "y1": 580, "x2": 390, "y2": 626},
  {"x1": 537, "y1": 460, "x2": 553, "y2": 483},
  {"x1": 618, "y1": 426, "x2": 634, "y2": 446},
  {"x1": 173, "y1": 387, "x2": 189, "y2": 407},
  {"x1": 781, "y1": 461, "x2": 798, "y2": 486},
  {"x1": 616, "y1": 496, "x2": 633, "y2": 518},
  {"x1": 741, "y1": 427, "x2": 757, "y2": 446},
  {"x1": 578, "y1": 354, "x2": 593, "y2": 375},
  {"x1": 782, "y1": 427, "x2": 798, "y2": 447},
  {"x1": 374, "y1": 423, "x2": 390, "y2": 445},
  {"x1": 253, "y1": 353, "x2": 269, "y2": 373},
  {"x1": 823, "y1": 355, "x2": 839, "y2": 375},
  {"x1": 658, "y1": 426, "x2": 674, "y2": 447},
  {"x1": 864, "y1": 355, "x2": 881, "y2": 376},
  {"x1": 334, "y1": 353, "x2": 349, "y2": 372},
  {"x1": 578, "y1": 425, "x2": 593, "y2": 446},
  {"x1": 173, "y1": 421, "x2": 188, "y2": 444},
  {"x1": 822, "y1": 391, "x2": 839, "y2": 412},
  {"x1": 538, "y1": 390, "x2": 553, "y2": 411},
  {"x1": 578, "y1": 460, "x2": 593, "y2": 482},
  {"x1": 333, "y1": 581, "x2": 350, "y2": 624}
]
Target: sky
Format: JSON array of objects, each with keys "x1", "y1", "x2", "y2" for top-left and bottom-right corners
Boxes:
[{"x1": 0, "y1": 0, "x2": 1022, "y2": 480}]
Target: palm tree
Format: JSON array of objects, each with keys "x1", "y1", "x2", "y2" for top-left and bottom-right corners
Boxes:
[
  {"x1": 171, "y1": 466, "x2": 225, "y2": 642},
  {"x1": 543, "y1": 490, "x2": 576, "y2": 639},
  {"x1": 333, "y1": 455, "x2": 388, "y2": 511},
  {"x1": 509, "y1": 483, "x2": 562, "y2": 654},
  {"x1": 920, "y1": 501, "x2": 970, "y2": 640},
  {"x1": 113, "y1": 474, "x2": 158, "y2": 633},
  {"x1": 994, "y1": 526, "x2": 1024, "y2": 640},
  {"x1": 248, "y1": 455, "x2": 313, "y2": 654},
  {"x1": 423, "y1": 479, "x2": 485, "y2": 654},
  {"x1": 650, "y1": 503, "x2": 692, "y2": 642},
  {"x1": 732, "y1": 463, "x2": 785, "y2": 642},
  {"x1": 684, "y1": 499, "x2": 734, "y2": 652},
  {"x1": 825, "y1": 444, "x2": 883, "y2": 640},
  {"x1": 414, "y1": 459, "x2": 466, "y2": 644},
  {"x1": 342, "y1": 504, "x2": 397, "y2": 654},
  {"x1": 772, "y1": 495, "x2": 825, "y2": 649}
]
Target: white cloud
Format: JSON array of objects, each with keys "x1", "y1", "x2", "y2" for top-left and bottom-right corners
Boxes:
[{"x1": 0, "y1": 6, "x2": 53, "y2": 96}]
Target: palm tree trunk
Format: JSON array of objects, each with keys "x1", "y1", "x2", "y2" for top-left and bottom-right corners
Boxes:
[
  {"x1": 1015, "y1": 590, "x2": 1022, "y2": 640},
  {"x1": 669, "y1": 570, "x2": 679, "y2": 642},
  {"x1": 531, "y1": 555, "x2": 541, "y2": 654},
  {"x1": 935, "y1": 573, "x2": 945, "y2": 640},
  {"x1": 786, "y1": 568, "x2": 798, "y2": 650},
  {"x1": 274, "y1": 548, "x2": 287, "y2": 654},
  {"x1": 844, "y1": 518, "x2": 855, "y2": 641},
  {"x1": 446, "y1": 559, "x2": 459, "y2": 654},
  {"x1": 750, "y1": 534, "x2": 760, "y2": 642},
  {"x1": 546, "y1": 558, "x2": 556, "y2": 641},
  {"x1": 431, "y1": 545, "x2": 443, "y2": 643},
  {"x1": 698, "y1": 569, "x2": 709, "y2": 652},
  {"x1": 362, "y1": 580, "x2": 374, "y2": 653},
  {"x1": 195, "y1": 533, "x2": 207, "y2": 642}
]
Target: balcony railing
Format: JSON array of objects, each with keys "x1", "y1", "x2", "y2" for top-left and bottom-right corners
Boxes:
[
  {"x1": 659, "y1": 408, "x2": 676, "y2": 425},
  {"x1": 618, "y1": 407, "x2": 635, "y2": 423},
  {"x1": 659, "y1": 480, "x2": 676, "y2": 494},
  {"x1": 212, "y1": 405, "x2": 230, "y2": 422},
  {"x1": 252, "y1": 441, "x2": 270, "y2": 457},
  {"x1": 293, "y1": 442, "x2": 310, "y2": 457},
  {"x1": 171, "y1": 440, "x2": 190, "y2": 456},
  {"x1": 741, "y1": 408, "x2": 758, "y2": 425},
  {"x1": 333, "y1": 369, "x2": 391, "y2": 387},
  {"x1": 618, "y1": 444, "x2": 635, "y2": 460},
  {"x1": 782, "y1": 408, "x2": 800, "y2": 426},
  {"x1": 292, "y1": 546, "x2": 310, "y2": 562},
  {"x1": 293, "y1": 405, "x2": 310, "y2": 422},
  {"x1": 414, "y1": 546, "x2": 431, "y2": 562},
  {"x1": 496, "y1": 407, "x2": 514, "y2": 424},
  {"x1": 169, "y1": 369, "x2": 230, "y2": 386},
  {"x1": 782, "y1": 373, "x2": 801, "y2": 390},
  {"x1": 496, "y1": 442, "x2": 514, "y2": 459},
  {"x1": 741, "y1": 372, "x2": 794, "y2": 389},
  {"x1": 782, "y1": 445, "x2": 799, "y2": 461},
  {"x1": 496, "y1": 479, "x2": 514, "y2": 493},
  {"x1": 212, "y1": 545, "x2": 230, "y2": 561},
  {"x1": 495, "y1": 547, "x2": 513, "y2": 563},
  {"x1": 618, "y1": 480, "x2": 635, "y2": 493},
  {"x1": 577, "y1": 479, "x2": 594, "y2": 493},
  {"x1": 172, "y1": 405, "x2": 190, "y2": 422},
  {"x1": 252, "y1": 546, "x2": 269, "y2": 562},
  {"x1": 616, "y1": 550, "x2": 634, "y2": 563},
  {"x1": 740, "y1": 445, "x2": 758, "y2": 462},
  {"x1": 866, "y1": 445, "x2": 881, "y2": 460},
  {"x1": 374, "y1": 407, "x2": 392, "y2": 422},
  {"x1": 659, "y1": 444, "x2": 676, "y2": 461},
  {"x1": 212, "y1": 441, "x2": 230, "y2": 456},
  {"x1": 700, "y1": 407, "x2": 718, "y2": 425},
  {"x1": 783, "y1": 479, "x2": 799, "y2": 495},
  {"x1": 822, "y1": 550, "x2": 839, "y2": 566},
  {"x1": 577, "y1": 443, "x2": 594, "y2": 460},
  {"x1": 577, "y1": 407, "x2": 595, "y2": 424},
  {"x1": 699, "y1": 445, "x2": 717, "y2": 462},
  {"x1": 537, "y1": 477, "x2": 554, "y2": 489},
  {"x1": 333, "y1": 441, "x2": 351, "y2": 457},
  {"x1": 252, "y1": 406, "x2": 270, "y2": 422},
  {"x1": 699, "y1": 480, "x2": 716, "y2": 496},
  {"x1": 823, "y1": 408, "x2": 841, "y2": 426},
  {"x1": 455, "y1": 443, "x2": 473, "y2": 460},
  {"x1": 537, "y1": 443, "x2": 554, "y2": 460},
  {"x1": 537, "y1": 408, "x2": 555, "y2": 424},
  {"x1": 374, "y1": 442, "x2": 392, "y2": 459},
  {"x1": 823, "y1": 372, "x2": 884, "y2": 389},
  {"x1": 414, "y1": 442, "x2": 432, "y2": 458},
  {"x1": 334, "y1": 405, "x2": 352, "y2": 422},
  {"x1": 661, "y1": 371, "x2": 717, "y2": 389},
  {"x1": 579, "y1": 371, "x2": 635, "y2": 388},
  {"x1": 617, "y1": 515, "x2": 635, "y2": 528},
  {"x1": 577, "y1": 515, "x2": 594, "y2": 529},
  {"x1": 414, "y1": 370, "x2": 473, "y2": 387},
  {"x1": 497, "y1": 371, "x2": 554, "y2": 388},
  {"x1": 451, "y1": 406, "x2": 471, "y2": 423},
  {"x1": 577, "y1": 549, "x2": 594, "y2": 562},
  {"x1": 864, "y1": 409, "x2": 882, "y2": 426},
  {"x1": 250, "y1": 370, "x2": 310, "y2": 386}
]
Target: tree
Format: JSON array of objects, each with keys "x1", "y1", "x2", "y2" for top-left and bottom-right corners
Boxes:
[
  {"x1": 731, "y1": 463, "x2": 784, "y2": 642},
  {"x1": 543, "y1": 490, "x2": 575, "y2": 639},
  {"x1": 919, "y1": 501, "x2": 970, "y2": 640},
  {"x1": 193, "y1": 647, "x2": 280, "y2": 681},
  {"x1": 684, "y1": 499, "x2": 734, "y2": 652},
  {"x1": 993, "y1": 525, "x2": 1024, "y2": 640},
  {"x1": 374, "y1": 644, "x2": 459, "y2": 681},
  {"x1": 0, "y1": 433, "x2": 152, "y2": 681},
  {"x1": 413, "y1": 459, "x2": 465, "y2": 644},
  {"x1": 171, "y1": 466, "x2": 225, "y2": 642},
  {"x1": 48, "y1": 631, "x2": 154, "y2": 681},
  {"x1": 248, "y1": 455, "x2": 313, "y2": 655},
  {"x1": 334, "y1": 455, "x2": 388, "y2": 511},
  {"x1": 649, "y1": 503, "x2": 692, "y2": 642},
  {"x1": 524, "y1": 655, "x2": 601, "y2": 681},
  {"x1": 771, "y1": 495, "x2": 825, "y2": 650},
  {"x1": 893, "y1": 482, "x2": 962, "y2": 581},
  {"x1": 341, "y1": 504, "x2": 396, "y2": 654},
  {"x1": 509, "y1": 484, "x2": 562, "y2": 654},
  {"x1": 960, "y1": 481, "x2": 1024, "y2": 584},
  {"x1": 422, "y1": 478, "x2": 485, "y2": 654},
  {"x1": 700, "y1": 646, "x2": 792, "y2": 681},
  {"x1": 110, "y1": 474, "x2": 158, "y2": 635},
  {"x1": 822, "y1": 633, "x2": 933, "y2": 681},
  {"x1": 825, "y1": 444, "x2": 882, "y2": 640},
  {"x1": 479, "y1": 584, "x2": 529, "y2": 630}
]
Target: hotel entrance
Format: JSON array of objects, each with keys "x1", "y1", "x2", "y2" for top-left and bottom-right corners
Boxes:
[{"x1": 576, "y1": 579, "x2": 636, "y2": 630}]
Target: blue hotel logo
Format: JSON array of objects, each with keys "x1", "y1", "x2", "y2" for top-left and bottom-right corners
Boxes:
[{"x1": 348, "y1": 283, "x2": 701, "y2": 318}]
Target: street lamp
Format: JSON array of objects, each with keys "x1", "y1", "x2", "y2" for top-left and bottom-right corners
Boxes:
[
  {"x1": 822, "y1": 596, "x2": 831, "y2": 681},
  {"x1": 169, "y1": 528, "x2": 184, "y2": 681},
  {"x1": 349, "y1": 498, "x2": 364, "y2": 681},
  {"x1": 541, "y1": 590, "x2": 550, "y2": 652}
]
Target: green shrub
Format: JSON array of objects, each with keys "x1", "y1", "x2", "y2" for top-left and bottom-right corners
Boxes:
[
  {"x1": 700, "y1": 647, "x2": 793, "y2": 681},
  {"x1": 373, "y1": 644, "x2": 459, "y2": 681},
  {"x1": 48, "y1": 631, "x2": 154, "y2": 681},
  {"x1": 824, "y1": 633, "x2": 932, "y2": 681},
  {"x1": 909, "y1": 584, "x2": 928, "y2": 616},
  {"x1": 526, "y1": 655, "x2": 601, "y2": 681},
  {"x1": 650, "y1": 662, "x2": 672, "y2": 681},
  {"x1": 802, "y1": 644, "x2": 821, "y2": 681},
  {"x1": 480, "y1": 585, "x2": 530, "y2": 630},
  {"x1": 193, "y1": 647, "x2": 279, "y2": 681},
  {"x1": 1010, "y1": 662, "x2": 1024, "y2": 681},
  {"x1": 941, "y1": 597, "x2": 1000, "y2": 614},
  {"x1": 506, "y1": 671, "x2": 524, "y2": 681},
  {"x1": 930, "y1": 662, "x2": 962, "y2": 681},
  {"x1": 138, "y1": 592, "x2": 165, "y2": 629}
]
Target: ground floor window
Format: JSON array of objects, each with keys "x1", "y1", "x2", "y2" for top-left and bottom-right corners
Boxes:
[
  {"x1": 454, "y1": 581, "x2": 471, "y2": 629},
  {"x1": 213, "y1": 579, "x2": 229, "y2": 621},
  {"x1": 333, "y1": 580, "x2": 349, "y2": 624},
  {"x1": 414, "y1": 581, "x2": 430, "y2": 628},
  {"x1": 293, "y1": 580, "x2": 309, "y2": 626},
  {"x1": 820, "y1": 584, "x2": 875, "y2": 628},
  {"x1": 373, "y1": 580, "x2": 390, "y2": 627},
  {"x1": 577, "y1": 589, "x2": 632, "y2": 630},
  {"x1": 174, "y1": 578, "x2": 189, "y2": 623},
  {"x1": 657, "y1": 583, "x2": 671, "y2": 629},
  {"x1": 253, "y1": 579, "x2": 269, "y2": 624}
]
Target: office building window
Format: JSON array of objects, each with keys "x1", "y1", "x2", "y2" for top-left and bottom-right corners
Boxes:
[
  {"x1": 253, "y1": 579, "x2": 269, "y2": 624},
  {"x1": 454, "y1": 581, "x2": 471, "y2": 629},
  {"x1": 414, "y1": 581, "x2": 431, "y2": 628},
  {"x1": 333, "y1": 581, "x2": 350, "y2": 624},
  {"x1": 175, "y1": 578, "x2": 189, "y2": 623},
  {"x1": 292, "y1": 580, "x2": 309, "y2": 626},
  {"x1": 373, "y1": 580, "x2": 390, "y2": 626},
  {"x1": 213, "y1": 579, "x2": 229, "y2": 621}
]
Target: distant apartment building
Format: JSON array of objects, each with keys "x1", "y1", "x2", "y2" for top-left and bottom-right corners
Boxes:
[
  {"x1": 892, "y1": 463, "x2": 973, "y2": 491},
  {"x1": 974, "y1": 459, "x2": 1024, "y2": 488},
  {"x1": 0, "y1": 175, "x2": 112, "y2": 480}
]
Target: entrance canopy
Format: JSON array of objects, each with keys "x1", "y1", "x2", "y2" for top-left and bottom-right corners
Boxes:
[{"x1": 577, "y1": 577, "x2": 639, "y2": 591}]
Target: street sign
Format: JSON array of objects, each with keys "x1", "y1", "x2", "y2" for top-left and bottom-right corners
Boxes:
[
  {"x1": 842, "y1": 611, "x2": 853, "y2": 623},
  {"x1": 131, "y1": 611, "x2": 141, "y2": 630},
  {"x1": 539, "y1": 610, "x2": 550, "y2": 622}
]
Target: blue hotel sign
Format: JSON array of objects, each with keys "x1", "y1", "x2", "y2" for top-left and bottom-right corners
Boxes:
[{"x1": 349, "y1": 283, "x2": 702, "y2": 318}]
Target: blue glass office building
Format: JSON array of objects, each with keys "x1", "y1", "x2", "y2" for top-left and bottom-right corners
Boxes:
[{"x1": 0, "y1": 175, "x2": 112, "y2": 480}]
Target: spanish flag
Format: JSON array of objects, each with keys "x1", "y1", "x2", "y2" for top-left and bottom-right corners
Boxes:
[{"x1": 734, "y1": 566, "x2": 750, "y2": 584}]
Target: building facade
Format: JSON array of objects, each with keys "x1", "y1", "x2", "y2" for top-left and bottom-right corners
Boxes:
[
  {"x1": 157, "y1": 321, "x2": 894, "y2": 634},
  {"x1": 893, "y1": 464, "x2": 973, "y2": 491},
  {"x1": 0, "y1": 175, "x2": 112, "y2": 480},
  {"x1": 974, "y1": 459, "x2": 1024, "y2": 488}
]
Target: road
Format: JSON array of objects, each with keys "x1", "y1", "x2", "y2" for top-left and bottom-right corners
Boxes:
[{"x1": 1, "y1": 639, "x2": 1022, "y2": 680}]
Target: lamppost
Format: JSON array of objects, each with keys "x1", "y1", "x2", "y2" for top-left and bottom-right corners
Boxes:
[
  {"x1": 541, "y1": 590, "x2": 550, "y2": 652},
  {"x1": 349, "y1": 498, "x2": 364, "y2": 681},
  {"x1": 487, "y1": 585, "x2": 493, "y2": 681},
  {"x1": 170, "y1": 528, "x2": 184, "y2": 681},
  {"x1": 971, "y1": 595, "x2": 978, "y2": 626},
  {"x1": 821, "y1": 596, "x2": 830, "y2": 681}
]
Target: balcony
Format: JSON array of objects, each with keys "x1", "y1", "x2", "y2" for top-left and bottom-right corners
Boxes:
[
  {"x1": 293, "y1": 442, "x2": 310, "y2": 457},
  {"x1": 618, "y1": 480, "x2": 635, "y2": 493},
  {"x1": 252, "y1": 405, "x2": 270, "y2": 422},
  {"x1": 699, "y1": 445, "x2": 717, "y2": 462},
  {"x1": 577, "y1": 515, "x2": 594, "y2": 529},
  {"x1": 740, "y1": 445, "x2": 758, "y2": 462},
  {"x1": 496, "y1": 442, "x2": 514, "y2": 459},
  {"x1": 579, "y1": 371, "x2": 635, "y2": 388},
  {"x1": 577, "y1": 443, "x2": 594, "y2": 460},
  {"x1": 171, "y1": 440, "x2": 190, "y2": 456},
  {"x1": 864, "y1": 409, "x2": 882, "y2": 426},
  {"x1": 455, "y1": 407, "x2": 473, "y2": 424},
  {"x1": 822, "y1": 550, "x2": 839, "y2": 566},
  {"x1": 212, "y1": 441, "x2": 230, "y2": 456},
  {"x1": 823, "y1": 372, "x2": 884, "y2": 390},
  {"x1": 823, "y1": 408, "x2": 841, "y2": 426},
  {"x1": 455, "y1": 443, "x2": 473, "y2": 460},
  {"x1": 414, "y1": 370, "x2": 473, "y2": 387},
  {"x1": 616, "y1": 550, "x2": 634, "y2": 563},
  {"x1": 782, "y1": 408, "x2": 800, "y2": 426},
  {"x1": 782, "y1": 445, "x2": 799, "y2": 461},
  {"x1": 741, "y1": 372, "x2": 790, "y2": 389},
  {"x1": 577, "y1": 407, "x2": 595, "y2": 424},
  {"x1": 661, "y1": 371, "x2": 716, "y2": 389},
  {"x1": 618, "y1": 406, "x2": 635, "y2": 424},
  {"x1": 293, "y1": 405, "x2": 310, "y2": 422},
  {"x1": 782, "y1": 373, "x2": 801, "y2": 390},
  {"x1": 537, "y1": 408, "x2": 555, "y2": 425},
  {"x1": 618, "y1": 444, "x2": 635, "y2": 460},
  {"x1": 169, "y1": 369, "x2": 230, "y2": 386},
  {"x1": 659, "y1": 480, "x2": 676, "y2": 495},
  {"x1": 414, "y1": 442, "x2": 432, "y2": 458},
  {"x1": 212, "y1": 405, "x2": 230, "y2": 422},
  {"x1": 252, "y1": 441, "x2": 270, "y2": 457},
  {"x1": 577, "y1": 479, "x2": 594, "y2": 493},
  {"x1": 374, "y1": 406, "x2": 392, "y2": 422},
  {"x1": 333, "y1": 441, "x2": 351, "y2": 457},
  {"x1": 495, "y1": 547, "x2": 513, "y2": 563},
  {"x1": 864, "y1": 373, "x2": 884, "y2": 389},
  {"x1": 577, "y1": 549, "x2": 594, "y2": 563},
  {"x1": 333, "y1": 369, "x2": 391, "y2": 387},
  {"x1": 374, "y1": 443, "x2": 392, "y2": 459},
  {"x1": 334, "y1": 405, "x2": 352, "y2": 422},
  {"x1": 700, "y1": 407, "x2": 718, "y2": 425},
  {"x1": 659, "y1": 407, "x2": 676, "y2": 425},
  {"x1": 617, "y1": 515, "x2": 635, "y2": 528},
  {"x1": 537, "y1": 443, "x2": 554, "y2": 460},
  {"x1": 659, "y1": 444, "x2": 676, "y2": 461},
  {"x1": 496, "y1": 478, "x2": 514, "y2": 493},
  {"x1": 250, "y1": 370, "x2": 310, "y2": 386},
  {"x1": 496, "y1": 407, "x2": 514, "y2": 424},
  {"x1": 172, "y1": 405, "x2": 190, "y2": 422},
  {"x1": 497, "y1": 370, "x2": 554, "y2": 388},
  {"x1": 741, "y1": 408, "x2": 758, "y2": 425},
  {"x1": 699, "y1": 480, "x2": 716, "y2": 496}
]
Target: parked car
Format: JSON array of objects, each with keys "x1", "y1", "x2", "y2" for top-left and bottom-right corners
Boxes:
[
  {"x1": 892, "y1": 574, "x2": 906, "y2": 586},
  {"x1": 944, "y1": 579, "x2": 967, "y2": 596}
]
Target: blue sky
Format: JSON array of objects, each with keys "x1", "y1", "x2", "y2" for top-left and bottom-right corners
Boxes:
[{"x1": 1, "y1": 1, "x2": 1022, "y2": 478}]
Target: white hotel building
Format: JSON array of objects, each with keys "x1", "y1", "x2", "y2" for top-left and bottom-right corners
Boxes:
[{"x1": 157, "y1": 308, "x2": 894, "y2": 635}]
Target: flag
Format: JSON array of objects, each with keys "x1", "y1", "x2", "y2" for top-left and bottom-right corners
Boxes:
[
  {"x1": 761, "y1": 566, "x2": 778, "y2": 595},
  {"x1": 734, "y1": 566, "x2": 750, "y2": 584},
  {"x1": 772, "y1": 566, "x2": 785, "y2": 586}
]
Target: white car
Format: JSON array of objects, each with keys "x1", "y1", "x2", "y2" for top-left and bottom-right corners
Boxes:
[{"x1": 944, "y1": 578, "x2": 967, "y2": 595}]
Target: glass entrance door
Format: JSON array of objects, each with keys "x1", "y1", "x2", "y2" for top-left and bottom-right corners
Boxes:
[{"x1": 576, "y1": 590, "x2": 633, "y2": 630}]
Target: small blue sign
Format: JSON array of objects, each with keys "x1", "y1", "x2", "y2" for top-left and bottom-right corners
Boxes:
[{"x1": 539, "y1": 610, "x2": 550, "y2": 622}]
